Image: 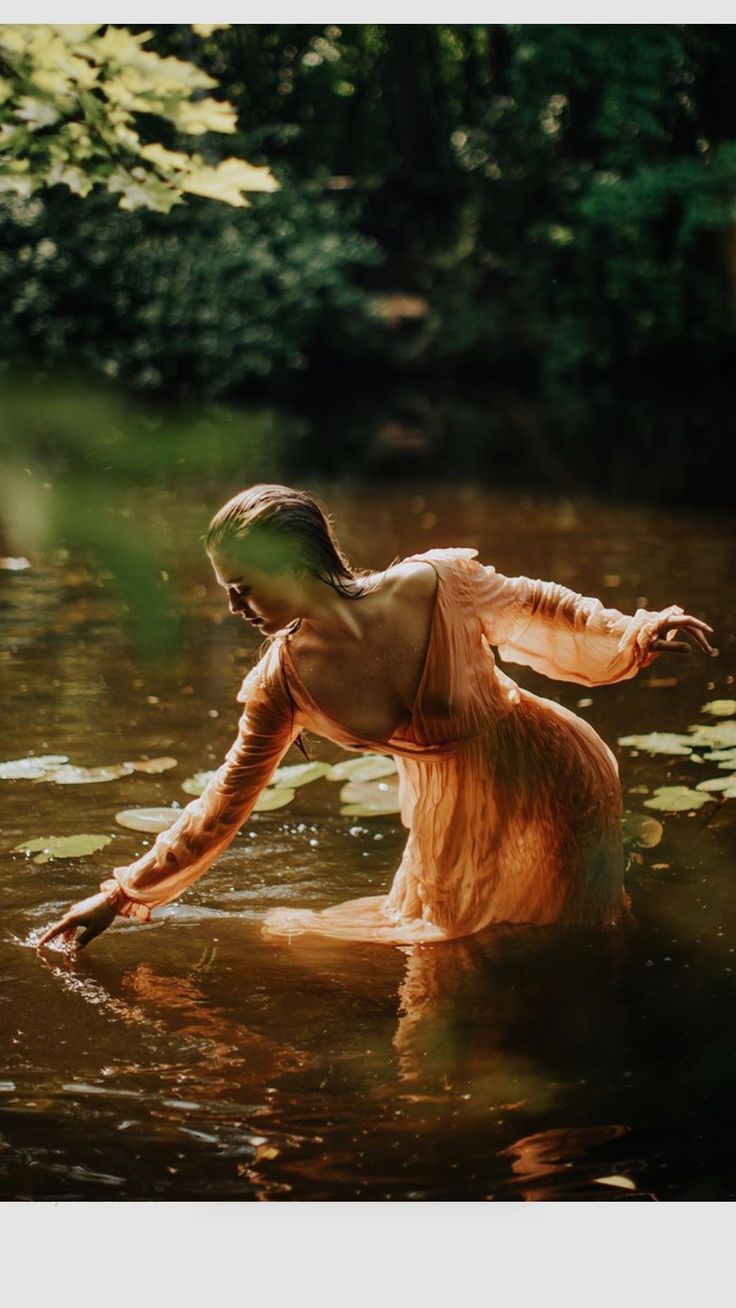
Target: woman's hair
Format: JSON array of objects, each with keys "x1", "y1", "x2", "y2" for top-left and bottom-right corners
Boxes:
[{"x1": 205, "y1": 484, "x2": 384, "y2": 599}]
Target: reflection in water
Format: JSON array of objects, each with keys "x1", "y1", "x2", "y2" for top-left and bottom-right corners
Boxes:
[{"x1": 498, "y1": 1124, "x2": 650, "y2": 1201}]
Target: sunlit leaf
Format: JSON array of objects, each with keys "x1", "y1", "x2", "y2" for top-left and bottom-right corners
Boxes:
[
  {"x1": 14, "y1": 833, "x2": 113, "y2": 864},
  {"x1": 594, "y1": 1175, "x2": 636, "y2": 1191},
  {"x1": 44, "y1": 762, "x2": 135, "y2": 784},
  {"x1": 643, "y1": 786, "x2": 711, "y2": 813},
  {"x1": 702, "y1": 700, "x2": 736, "y2": 718},
  {"x1": 328, "y1": 754, "x2": 398, "y2": 783},
  {"x1": 272, "y1": 761, "x2": 331, "y2": 788},
  {"x1": 617, "y1": 732, "x2": 693, "y2": 755},
  {"x1": 115, "y1": 807, "x2": 179, "y2": 833},
  {"x1": 192, "y1": 24, "x2": 229, "y2": 37},
  {"x1": 703, "y1": 749, "x2": 736, "y2": 767},
  {"x1": 181, "y1": 157, "x2": 278, "y2": 207},
  {"x1": 169, "y1": 98, "x2": 237, "y2": 135},
  {"x1": 0, "y1": 754, "x2": 67, "y2": 779},
  {"x1": 339, "y1": 777, "x2": 400, "y2": 816},
  {"x1": 621, "y1": 811, "x2": 663, "y2": 849}
]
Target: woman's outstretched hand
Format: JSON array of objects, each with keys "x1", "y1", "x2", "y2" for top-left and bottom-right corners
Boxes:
[
  {"x1": 38, "y1": 890, "x2": 117, "y2": 953},
  {"x1": 652, "y1": 615, "x2": 717, "y2": 657}
]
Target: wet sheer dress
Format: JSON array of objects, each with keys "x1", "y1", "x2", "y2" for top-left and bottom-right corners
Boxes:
[{"x1": 101, "y1": 548, "x2": 684, "y2": 944}]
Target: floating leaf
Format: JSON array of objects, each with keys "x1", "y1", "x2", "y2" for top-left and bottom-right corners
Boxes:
[
  {"x1": 618, "y1": 733, "x2": 693, "y2": 756},
  {"x1": 44, "y1": 762, "x2": 135, "y2": 785},
  {"x1": 14, "y1": 833, "x2": 113, "y2": 864},
  {"x1": 695, "y1": 775, "x2": 736, "y2": 794},
  {"x1": 127, "y1": 756, "x2": 177, "y2": 774},
  {"x1": 0, "y1": 754, "x2": 67, "y2": 780},
  {"x1": 622, "y1": 812, "x2": 663, "y2": 849},
  {"x1": 328, "y1": 754, "x2": 398, "y2": 783},
  {"x1": 643, "y1": 786, "x2": 711, "y2": 813},
  {"x1": 594, "y1": 1175, "x2": 636, "y2": 1191},
  {"x1": 254, "y1": 787, "x2": 295, "y2": 813},
  {"x1": 339, "y1": 777, "x2": 400, "y2": 817},
  {"x1": 115, "y1": 807, "x2": 179, "y2": 833},
  {"x1": 687, "y1": 723, "x2": 736, "y2": 748},
  {"x1": 702, "y1": 700, "x2": 736, "y2": 718},
  {"x1": 272, "y1": 761, "x2": 330, "y2": 789},
  {"x1": 703, "y1": 749, "x2": 736, "y2": 767},
  {"x1": 182, "y1": 770, "x2": 295, "y2": 812},
  {"x1": 181, "y1": 770, "x2": 216, "y2": 797}
]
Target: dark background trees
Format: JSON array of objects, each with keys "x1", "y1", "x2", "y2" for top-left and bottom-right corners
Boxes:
[{"x1": 2, "y1": 23, "x2": 736, "y2": 400}]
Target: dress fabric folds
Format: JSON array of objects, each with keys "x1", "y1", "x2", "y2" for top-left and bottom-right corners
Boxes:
[{"x1": 101, "y1": 548, "x2": 683, "y2": 944}]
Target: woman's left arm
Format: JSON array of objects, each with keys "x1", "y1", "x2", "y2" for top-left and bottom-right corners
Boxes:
[{"x1": 464, "y1": 558, "x2": 716, "y2": 687}]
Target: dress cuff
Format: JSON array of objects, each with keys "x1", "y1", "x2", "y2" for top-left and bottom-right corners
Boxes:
[{"x1": 100, "y1": 876, "x2": 152, "y2": 922}]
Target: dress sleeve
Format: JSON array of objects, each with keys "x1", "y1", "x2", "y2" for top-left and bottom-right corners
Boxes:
[
  {"x1": 462, "y1": 555, "x2": 685, "y2": 688},
  {"x1": 99, "y1": 642, "x2": 303, "y2": 920}
]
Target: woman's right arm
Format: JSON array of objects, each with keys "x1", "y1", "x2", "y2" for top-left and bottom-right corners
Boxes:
[{"x1": 40, "y1": 644, "x2": 303, "y2": 946}]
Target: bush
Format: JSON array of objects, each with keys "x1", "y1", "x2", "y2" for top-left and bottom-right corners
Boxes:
[{"x1": 0, "y1": 182, "x2": 381, "y2": 395}]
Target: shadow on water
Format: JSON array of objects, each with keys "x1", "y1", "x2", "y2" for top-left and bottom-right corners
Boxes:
[{"x1": 0, "y1": 377, "x2": 735, "y2": 1199}]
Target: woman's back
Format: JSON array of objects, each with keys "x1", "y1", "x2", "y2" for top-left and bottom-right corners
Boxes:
[{"x1": 283, "y1": 559, "x2": 439, "y2": 741}]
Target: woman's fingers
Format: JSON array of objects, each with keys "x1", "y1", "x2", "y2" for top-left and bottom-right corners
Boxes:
[
  {"x1": 665, "y1": 615, "x2": 714, "y2": 633},
  {"x1": 38, "y1": 915, "x2": 76, "y2": 946},
  {"x1": 652, "y1": 639, "x2": 690, "y2": 653},
  {"x1": 657, "y1": 619, "x2": 718, "y2": 657}
]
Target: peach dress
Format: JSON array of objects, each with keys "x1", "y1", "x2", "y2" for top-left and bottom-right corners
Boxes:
[{"x1": 101, "y1": 548, "x2": 683, "y2": 944}]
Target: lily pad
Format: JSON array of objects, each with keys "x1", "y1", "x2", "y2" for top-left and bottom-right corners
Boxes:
[
  {"x1": 687, "y1": 723, "x2": 736, "y2": 748},
  {"x1": 702, "y1": 700, "x2": 736, "y2": 718},
  {"x1": 182, "y1": 770, "x2": 295, "y2": 812},
  {"x1": 43, "y1": 762, "x2": 135, "y2": 785},
  {"x1": 115, "y1": 807, "x2": 180, "y2": 833},
  {"x1": 643, "y1": 786, "x2": 711, "y2": 813},
  {"x1": 339, "y1": 777, "x2": 401, "y2": 817},
  {"x1": 253, "y1": 787, "x2": 295, "y2": 812},
  {"x1": 127, "y1": 757, "x2": 177, "y2": 774},
  {"x1": 695, "y1": 775, "x2": 736, "y2": 794},
  {"x1": 272, "y1": 761, "x2": 331, "y2": 788},
  {"x1": 617, "y1": 733, "x2": 693, "y2": 756},
  {"x1": 703, "y1": 749, "x2": 736, "y2": 768},
  {"x1": 14, "y1": 833, "x2": 113, "y2": 865},
  {"x1": 328, "y1": 754, "x2": 398, "y2": 783},
  {"x1": 0, "y1": 754, "x2": 68, "y2": 780},
  {"x1": 181, "y1": 770, "x2": 216, "y2": 796},
  {"x1": 621, "y1": 812, "x2": 663, "y2": 849}
]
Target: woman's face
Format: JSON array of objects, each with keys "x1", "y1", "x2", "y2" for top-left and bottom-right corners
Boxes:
[{"x1": 209, "y1": 546, "x2": 307, "y2": 634}]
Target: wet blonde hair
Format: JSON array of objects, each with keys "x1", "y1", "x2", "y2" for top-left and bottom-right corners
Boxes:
[{"x1": 206, "y1": 484, "x2": 383, "y2": 599}]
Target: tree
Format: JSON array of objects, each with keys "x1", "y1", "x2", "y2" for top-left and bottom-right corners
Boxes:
[{"x1": 0, "y1": 23, "x2": 277, "y2": 210}]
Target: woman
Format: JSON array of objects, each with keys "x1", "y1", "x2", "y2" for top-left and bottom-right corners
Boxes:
[{"x1": 40, "y1": 484, "x2": 716, "y2": 952}]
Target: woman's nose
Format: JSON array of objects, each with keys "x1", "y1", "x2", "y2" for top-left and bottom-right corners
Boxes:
[{"x1": 228, "y1": 590, "x2": 246, "y2": 615}]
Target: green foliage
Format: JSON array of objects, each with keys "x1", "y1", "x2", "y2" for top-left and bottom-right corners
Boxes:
[
  {"x1": 0, "y1": 182, "x2": 381, "y2": 393},
  {"x1": 0, "y1": 24, "x2": 276, "y2": 210},
  {"x1": 3, "y1": 23, "x2": 736, "y2": 391}
]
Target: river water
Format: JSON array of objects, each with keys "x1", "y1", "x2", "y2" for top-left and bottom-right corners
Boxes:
[{"x1": 1, "y1": 409, "x2": 735, "y2": 1200}]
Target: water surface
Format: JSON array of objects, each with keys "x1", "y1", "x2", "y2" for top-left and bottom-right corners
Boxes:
[{"x1": 1, "y1": 464, "x2": 734, "y2": 1200}]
